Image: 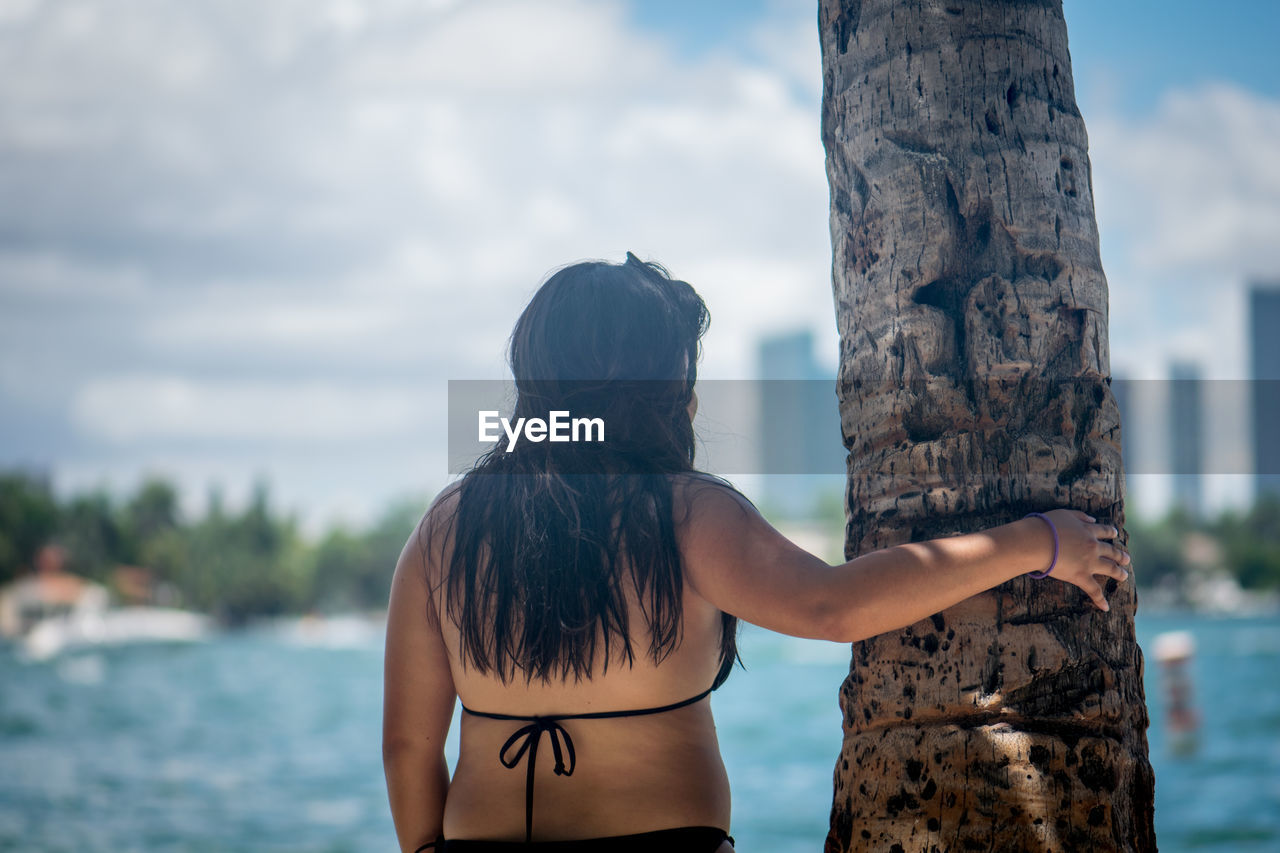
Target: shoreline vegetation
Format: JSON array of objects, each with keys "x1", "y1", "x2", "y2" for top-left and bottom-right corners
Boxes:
[{"x1": 1, "y1": 470, "x2": 1277, "y2": 628}]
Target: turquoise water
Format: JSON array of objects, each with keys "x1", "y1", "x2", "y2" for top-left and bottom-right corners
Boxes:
[{"x1": 1, "y1": 612, "x2": 1276, "y2": 852}]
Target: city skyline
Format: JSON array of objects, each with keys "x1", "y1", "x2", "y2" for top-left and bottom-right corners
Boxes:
[{"x1": 1112, "y1": 279, "x2": 1280, "y2": 519}]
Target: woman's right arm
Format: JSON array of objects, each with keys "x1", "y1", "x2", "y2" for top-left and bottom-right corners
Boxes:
[
  {"x1": 383, "y1": 488, "x2": 459, "y2": 852},
  {"x1": 675, "y1": 480, "x2": 1130, "y2": 643}
]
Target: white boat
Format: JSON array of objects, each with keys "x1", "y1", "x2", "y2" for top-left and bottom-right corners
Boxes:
[
  {"x1": 1, "y1": 547, "x2": 213, "y2": 661},
  {"x1": 19, "y1": 605, "x2": 213, "y2": 662}
]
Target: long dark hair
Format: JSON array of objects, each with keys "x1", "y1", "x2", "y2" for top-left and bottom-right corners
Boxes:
[{"x1": 428, "y1": 253, "x2": 741, "y2": 687}]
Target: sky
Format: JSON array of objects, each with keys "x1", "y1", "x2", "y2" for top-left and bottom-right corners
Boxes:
[{"x1": 1, "y1": 0, "x2": 1277, "y2": 533}]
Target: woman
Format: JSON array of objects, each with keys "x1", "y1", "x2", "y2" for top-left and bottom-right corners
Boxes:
[{"x1": 382, "y1": 254, "x2": 1130, "y2": 852}]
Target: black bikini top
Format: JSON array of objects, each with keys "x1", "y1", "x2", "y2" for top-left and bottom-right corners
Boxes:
[{"x1": 460, "y1": 683, "x2": 717, "y2": 843}]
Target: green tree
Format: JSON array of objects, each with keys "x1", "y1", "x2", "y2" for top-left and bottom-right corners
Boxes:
[
  {"x1": 178, "y1": 480, "x2": 306, "y2": 623},
  {"x1": 0, "y1": 472, "x2": 60, "y2": 584},
  {"x1": 1210, "y1": 495, "x2": 1280, "y2": 590},
  {"x1": 361, "y1": 499, "x2": 425, "y2": 606},
  {"x1": 56, "y1": 490, "x2": 126, "y2": 581},
  {"x1": 310, "y1": 527, "x2": 372, "y2": 612},
  {"x1": 122, "y1": 479, "x2": 181, "y2": 554},
  {"x1": 1126, "y1": 513, "x2": 1190, "y2": 591},
  {"x1": 308, "y1": 499, "x2": 424, "y2": 612}
]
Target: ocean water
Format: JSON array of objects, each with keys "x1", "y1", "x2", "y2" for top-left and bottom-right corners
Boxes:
[{"x1": 0, "y1": 612, "x2": 1276, "y2": 852}]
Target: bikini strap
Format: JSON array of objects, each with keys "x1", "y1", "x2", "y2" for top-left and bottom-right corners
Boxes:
[
  {"x1": 459, "y1": 684, "x2": 715, "y2": 842},
  {"x1": 461, "y1": 683, "x2": 714, "y2": 722}
]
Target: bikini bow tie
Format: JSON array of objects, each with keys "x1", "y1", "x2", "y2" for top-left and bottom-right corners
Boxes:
[
  {"x1": 497, "y1": 716, "x2": 577, "y2": 841},
  {"x1": 498, "y1": 716, "x2": 578, "y2": 778}
]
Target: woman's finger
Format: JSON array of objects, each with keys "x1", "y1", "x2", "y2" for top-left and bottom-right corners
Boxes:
[
  {"x1": 1098, "y1": 540, "x2": 1130, "y2": 565},
  {"x1": 1095, "y1": 561, "x2": 1129, "y2": 583},
  {"x1": 1096, "y1": 523, "x2": 1120, "y2": 539},
  {"x1": 1084, "y1": 580, "x2": 1109, "y2": 611}
]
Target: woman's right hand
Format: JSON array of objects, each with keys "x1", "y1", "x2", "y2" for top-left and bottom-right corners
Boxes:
[{"x1": 1035, "y1": 509, "x2": 1131, "y2": 611}]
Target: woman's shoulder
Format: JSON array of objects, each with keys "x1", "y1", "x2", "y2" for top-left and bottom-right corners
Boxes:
[
  {"x1": 666, "y1": 474, "x2": 768, "y2": 573},
  {"x1": 428, "y1": 479, "x2": 465, "y2": 515},
  {"x1": 668, "y1": 472, "x2": 758, "y2": 524},
  {"x1": 410, "y1": 481, "x2": 466, "y2": 571}
]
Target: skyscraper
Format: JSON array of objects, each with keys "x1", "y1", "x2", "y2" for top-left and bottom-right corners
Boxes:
[
  {"x1": 1112, "y1": 372, "x2": 1136, "y2": 480},
  {"x1": 757, "y1": 330, "x2": 844, "y2": 517},
  {"x1": 1250, "y1": 284, "x2": 1280, "y2": 503},
  {"x1": 1169, "y1": 360, "x2": 1204, "y2": 520}
]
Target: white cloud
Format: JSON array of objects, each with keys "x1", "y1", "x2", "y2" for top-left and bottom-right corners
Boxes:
[
  {"x1": 1090, "y1": 82, "x2": 1280, "y2": 278},
  {"x1": 0, "y1": 249, "x2": 149, "y2": 301},
  {"x1": 747, "y1": 0, "x2": 823, "y2": 101},
  {"x1": 71, "y1": 376, "x2": 436, "y2": 443},
  {"x1": 1087, "y1": 81, "x2": 1280, "y2": 385}
]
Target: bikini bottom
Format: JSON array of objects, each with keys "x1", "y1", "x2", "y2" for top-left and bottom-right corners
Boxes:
[{"x1": 439, "y1": 825, "x2": 733, "y2": 852}]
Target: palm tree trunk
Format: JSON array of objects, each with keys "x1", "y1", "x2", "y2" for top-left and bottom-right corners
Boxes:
[{"x1": 819, "y1": 1, "x2": 1156, "y2": 850}]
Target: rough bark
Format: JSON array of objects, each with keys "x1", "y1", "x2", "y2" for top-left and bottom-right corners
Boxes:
[{"x1": 819, "y1": 1, "x2": 1157, "y2": 851}]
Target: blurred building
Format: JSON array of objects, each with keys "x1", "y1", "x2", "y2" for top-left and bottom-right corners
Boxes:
[
  {"x1": 1112, "y1": 371, "x2": 1136, "y2": 479},
  {"x1": 1169, "y1": 360, "x2": 1205, "y2": 520},
  {"x1": 1111, "y1": 370, "x2": 1167, "y2": 517},
  {"x1": 1250, "y1": 284, "x2": 1280, "y2": 503},
  {"x1": 756, "y1": 330, "x2": 845, "y2": 518}
]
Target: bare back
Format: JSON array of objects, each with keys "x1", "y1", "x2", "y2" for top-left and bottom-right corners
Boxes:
[{"x1": 428, "y1": 477, "x2": 735, "y2": 843}]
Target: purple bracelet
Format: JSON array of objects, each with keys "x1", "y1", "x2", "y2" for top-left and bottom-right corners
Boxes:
[{"x1": 1023, "y1": 512, "x2": 1058, "y2": 578}]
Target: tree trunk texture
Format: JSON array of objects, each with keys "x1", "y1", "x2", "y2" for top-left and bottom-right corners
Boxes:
[{"x1": 819, "y1": 1, "x2": 1156, "y2": 851}]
